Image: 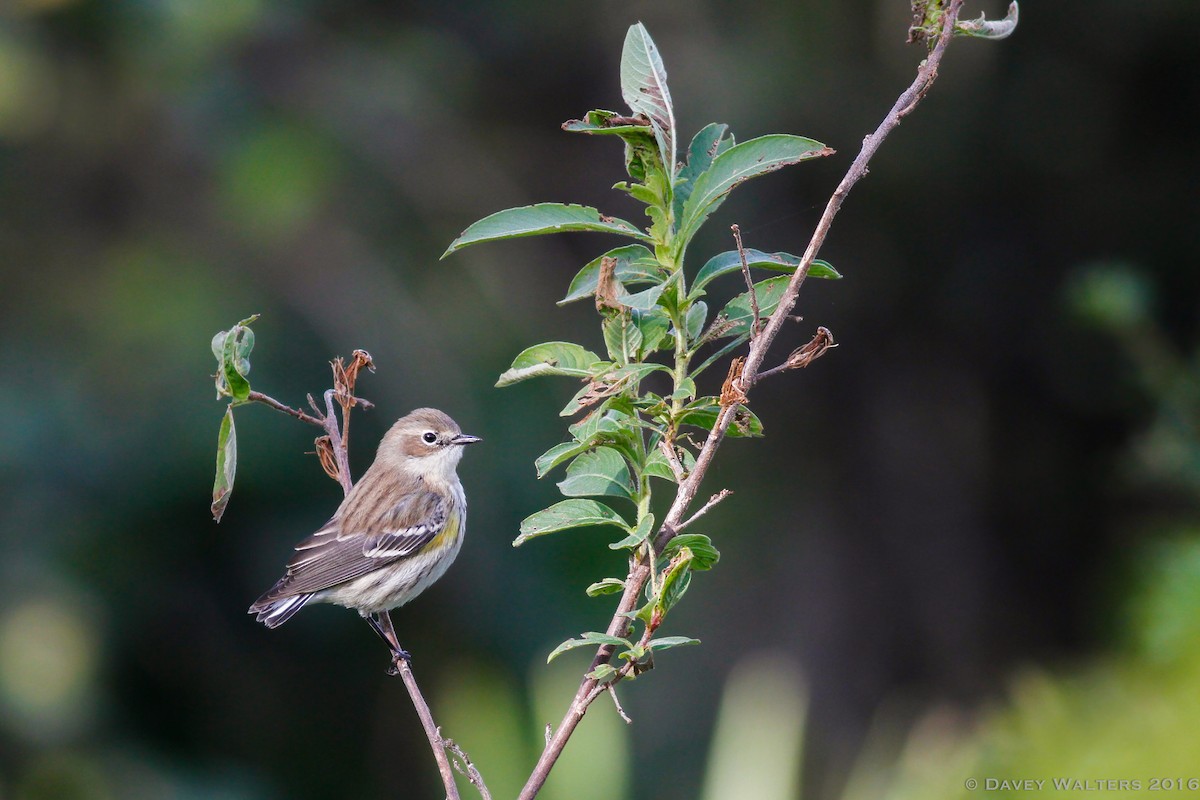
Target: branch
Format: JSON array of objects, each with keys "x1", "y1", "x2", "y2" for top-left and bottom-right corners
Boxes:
[
  {"x1": 246, "y1": 390, "x2": 325, "y2": 427},
  {"x1": 319, "y1": 362, "x2": 476, "y2": 800},
  {"x1": 397, "y1": 660, "x2": 464, "y2": 800},
  {"x1": 517, "y1": 5, "x2": 969, "y2": 797}
]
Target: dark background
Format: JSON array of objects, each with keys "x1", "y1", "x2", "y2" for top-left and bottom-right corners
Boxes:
[{"x1": 2, "y1": 2, "x2": 1199, "y2": 798}]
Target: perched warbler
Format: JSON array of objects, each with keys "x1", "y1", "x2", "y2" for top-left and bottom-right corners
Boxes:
[{"x1": 249, "y1": 408, "x2": 479, "y2": 668}]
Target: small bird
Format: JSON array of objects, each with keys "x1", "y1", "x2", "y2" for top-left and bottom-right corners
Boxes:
[{"x1": 249, "y1": 408, "x2": 480, "y2": 671}]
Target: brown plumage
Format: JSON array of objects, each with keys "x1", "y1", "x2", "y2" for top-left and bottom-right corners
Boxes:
[{"x1": 249, "y1": 408, "x2": 479, "y2": 665}]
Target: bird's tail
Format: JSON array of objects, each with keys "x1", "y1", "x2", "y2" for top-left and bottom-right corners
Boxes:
[{"x1": 248, "y1": 592, "x2": 313, "y2": 629}]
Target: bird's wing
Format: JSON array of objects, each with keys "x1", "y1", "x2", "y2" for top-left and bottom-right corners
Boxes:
[{"x1": 272, "y1": 489, "x2": 448, "y2": 596}]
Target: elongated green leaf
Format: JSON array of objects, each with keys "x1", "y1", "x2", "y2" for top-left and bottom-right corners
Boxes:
[
  {"x1": 557, "y1": 446, "x2": 633, "y2": 500},
  {"x1": 547, "y1": 631, "x2": 633, "y2": 663},
  {"x1": 691, "y1": 249, "x2": 841, "y2": 297},
  {"x1": 534, "y1": 441, "x2": 590, "y2": 478},
  {"x1": 648, "y1": 636, "x2": 701, "y2": 651},
  {"x1": 496, "y1": 342, "x2": 604, "y2": 387},
  {"x1": 560, "y1": 245, "x2": 662, "y2": 305},
  {"x1": 211, "y1": 406, "x2": 237, "y2": 522},
  {"x1": 621, "y1": 23, "x2": 675, "y2": 176},
  {"x1": 443, "y1": 203, "x2": 650, "y2": 256},
  {"x1": 673, "y1": 123, "x2": 733, "y2": 222},
  {"x1": 675, "y1": 135, "x2": 831, "y2": 252},
  {"x1": 677, "y1": 397, "x2": 764, "y2": 438},
  {"x1": 562, "y1": 108, "x2": 656, "y2": 137},
  {"x1": 586, "y1": 578, "x2": 626, "y2": 597},
  {"x1": 603, "y1": 312, "x2": 643, "y2": 364},
  {"x1": 656, "y1": 547, "x2": 694, "y2": 614},
  {"x1": 685, "y1": 300, "x2": 708, "y2": 345},
  {"x1": 515, "y1": 499, "x2": 630, "y2": 546}
]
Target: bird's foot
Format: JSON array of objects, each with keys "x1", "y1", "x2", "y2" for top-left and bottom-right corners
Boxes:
[{"x1": 386, "y1": 648, "x2": 412, "y2": 676}]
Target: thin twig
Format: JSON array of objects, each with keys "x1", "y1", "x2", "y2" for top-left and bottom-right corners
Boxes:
[
  {"x1": 322, "y1": 390, "x2": 354, "y2": 495},
  {"x1": 445, "y1": 738, "x2": 494, "y2": 800},
  {"x1": 658, "y1": 439, "x2": 687, "y2": 482},
  {"x1": 517, "y1": 5, "x2": 969, "y2": 798},
  {"x1": 677, "y1": 489, "x2": 733, "y2": 532},
  {"x1": 247, "y1": 390, "x2": 325, "y2": 426},
  {"x1": 606, "y1": 684, "x2": 632, "y2": 724},
  {"x1": 731, "y1": 225, "x2": 760, "y2": 338}
]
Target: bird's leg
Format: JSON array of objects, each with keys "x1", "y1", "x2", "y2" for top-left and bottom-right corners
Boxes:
[{"x1": 365, "y1": 611, "x2": 412, "y2": 675}]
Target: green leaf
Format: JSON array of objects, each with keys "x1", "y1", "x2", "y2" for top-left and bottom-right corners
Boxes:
[
  {"x1": 716, "y1": 275, "x2": 793, "y2": 339},
  {"x1": 515, "y1": 499, "x2": 630, "y2": 546},
  {"x1": 556, "y1": 446, "x2": 633, "y2": 500},
  {"x1": 609, "y1": 513, "x2": 655, "y2": 550},
  {"x1": 677, "y1": 397, "x2": 764, "y2": 438},
  {"x1": 560, "y1": 245, "x2": 662, "y2": 305},
  {"x1": 663, "y1": 533, "x2": 721, "y2": 570},
  {"x1": 643, "y1": 448, "x2": 678, "y2": 481},
  {"x1": 212, "y1": 315, "x2": 259, "y2": 401},
  {"x1": 548, "y1": 631, "x2": 632, "y2": 663},
  {"x1": 558, "y1": 367, "x2": 665, "y2": 418},
  {"x1": 587, "y1": 664, "x2": 619, "y2": 682},
  {"x1": 670, "y1": 377, "x2": 697, "y2": 402},
  {"x1": 648, "y1": 636, "x2": 701, "y2": 651},
  {"x1": 219, "y1": 329, "x2": 252, "y2": 402},
  {"x1": 674, "y1": 135, "x2": 831, "y2": 255},
  {"x1": 496, "y1": 342, "x2": 605, "y2": 387},
  {"x1": 534, "y1": 441, "x2": 591, "y2": 478},
  {"x1": 633, "y1": 308, "x2": 671, "y2": 356},
  {"x1": 673, "y1": 123, "x2": 733, "y2": 223},
  {"x1": 562, "y1": 109, "x2": 656, "y2": 137},
  {"x1": 602, "y1": 313, "x2": 643, "y2": 365},
  {"x1": 569, "y1": 408, "x2": 628, "y2": 443},
  {"x1": 691, "y1": 249, "x2": 840, "y2": 297},
  {"x1": 442, "y1": 203, "x2": 651, "y2": 256},
  {"x1": 211, "y1": 406, "x2": 237, "y2": 522},
  {"x1": 586, "y1": 578, "x2": 626, "y2": 597},
  {"x1": 621, "y1": 23, "x2": 676, "y2": 178},
  {"x1": 656, "y1": 548, "x2": 693, "y2": 614},
  {"x1": 685, "y1": 301, "x2": 708, "y2": 344}
]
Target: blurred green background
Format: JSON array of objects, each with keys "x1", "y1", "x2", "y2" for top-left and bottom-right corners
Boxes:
[{"x1": 4, "y1": 1, "x2": 1200, "y2": 798}]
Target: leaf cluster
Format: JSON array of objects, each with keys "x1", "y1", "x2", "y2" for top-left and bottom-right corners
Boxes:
[{"x1": 442, "y1": 23, "x2": 837, "y2": 663}]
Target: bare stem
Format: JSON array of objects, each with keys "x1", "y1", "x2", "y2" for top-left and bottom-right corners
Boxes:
[
  {"x1": 517, "y1": 5, "x2": 969, "y2": 798},
  {"x1": 446, "y1": 738, "x2": 494, "y2": 800},
  {"x1": 246, "y1": 390, "x2": 325, "y2": 427},
  {"x1": 678, "y1": 489, "x2": 733, "y2": 532}
]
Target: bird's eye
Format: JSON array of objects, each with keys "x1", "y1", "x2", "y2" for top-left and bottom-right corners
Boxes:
[{"x1": 422, "y1": 432, "x2": 438, "y2": 444}]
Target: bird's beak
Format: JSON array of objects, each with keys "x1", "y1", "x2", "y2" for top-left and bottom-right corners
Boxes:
[{"x1": 452, "y1": 433, "x2": 482, "y2": 446}]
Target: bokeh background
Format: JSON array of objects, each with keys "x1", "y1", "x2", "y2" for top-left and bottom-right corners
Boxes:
[{"x1": 3, "y1": 1, "x2": 1200, "y2": 798}]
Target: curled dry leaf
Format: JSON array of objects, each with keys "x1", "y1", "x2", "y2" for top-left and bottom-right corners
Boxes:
[
  {"x1": 786, "y1": 326, "x2": 837, "y2": 369},
  {"x1": 595, "y1": 256, "x2": 626, "y2": 313},
  {"x1": 719, "y1": 356, "x2": 748, "y2": 407},
  {"x1": 314, "y1": 435, "x2": 340, "y2": 483}
]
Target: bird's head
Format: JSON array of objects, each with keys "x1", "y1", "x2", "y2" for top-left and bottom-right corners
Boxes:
[{"x1": 377, "y1": 407, "x2": 480, "y2": 482}]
